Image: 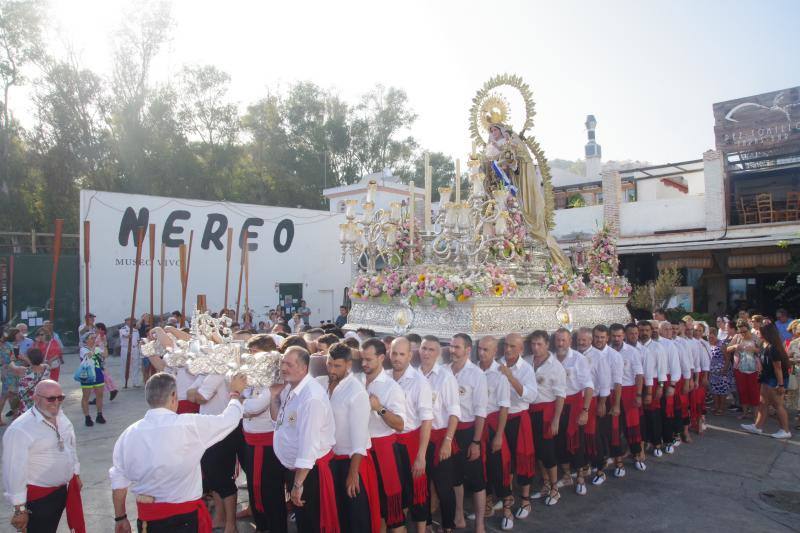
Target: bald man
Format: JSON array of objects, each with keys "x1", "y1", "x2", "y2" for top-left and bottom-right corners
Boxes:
[
  {"x1": 389, "y1": 337, "x2": 433, "y2": 533},
  {"x1": 3, "y1": 380, "x2": 85, "y2": 533},
  {"x1": 499, "y1": 333, "x2": 538, "y2": 521}
]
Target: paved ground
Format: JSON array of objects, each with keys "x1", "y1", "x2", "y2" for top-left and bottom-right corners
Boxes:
[{"x1": 1, "y1": 353, "x2": 800, "y2": 532}]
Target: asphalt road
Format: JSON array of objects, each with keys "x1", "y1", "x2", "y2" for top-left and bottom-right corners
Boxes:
[{"x1": 1, "y1": 354, "x2": 798, "y2": 532}]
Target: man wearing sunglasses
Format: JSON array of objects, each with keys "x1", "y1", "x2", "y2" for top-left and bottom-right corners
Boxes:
[{"x1": 2, "y1": 379, "x2": 86, "y2": 533}]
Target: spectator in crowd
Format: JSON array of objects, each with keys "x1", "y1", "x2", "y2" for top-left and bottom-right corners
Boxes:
[
  {"x1": 78, "y1": 333, "x2": 107, "y2": 427},
  {"x1": 14, "y1": 324, "x2": 34, "y2": 357},
  {"x1": 34, "y1": 330, "x2": 63, "y2": 382},
  {"x1": 707, "y1": 326, "x2": 731, "y2": 415},
  {"x1": 0, "y1": 329, "x2": 21, "y2": 425},
  {"x1": 741, "y1": 322, "x2": 792, "y2": 439},
  {"x1": 775, "y1": 308, "x2": 794, "y2": 344},
  {"x1": 8, "y1": 348, "x2": 50, "y2": 412},
  {"x1": 335, "y1": 306, "x2": 348, "y2": 329},
  {"x1": 297, "y1": 300, "x2": 311, "y2": 326},
  {"x1": 94, "y1": 323, "x2": 118, "y2": 402},
  {"x1": 40, "y1": 321, "x2": 64, "y2": 349},
  {"x1": 78, "y1": 313, "x2": 96, "y2": 347},
  {"x1": 290, "y1": 313, "x2": 304, "y2": 333},
  {"x1": 728, "y1": 319, "x2": 762, "y2": 420}
]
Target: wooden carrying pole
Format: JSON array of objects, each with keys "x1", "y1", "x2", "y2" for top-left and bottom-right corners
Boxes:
[
  {"x1": 148, "y1": 224, "x2": 155, "y2": 329},
  {"x1": 244, "y1": 244, "x2": 250, "y2": 318},
  {"x1": 235, "y1": 234, "x2": 247, "y2": 323},
  {"x1": 83, "y1": 220, "x2": 91, "y2": 317},
  {"x1": 7, "y1": 255, "x2": 13, "y2": 322},
  {"x1": 125, "y1": 227, "x2": 145, "y2": 388},
  {"x1": 178, "y1": 230, "x2": 194, "y2": 328},
  {"x1": 223, "y1": 227, "x2": 233, "y2": 312},
  {"x1": 159, "y1": 243, "x2": 165, "y2": 325},
  {"x1": 48, "y1": 219, "x2": 64, "y2": 323}
]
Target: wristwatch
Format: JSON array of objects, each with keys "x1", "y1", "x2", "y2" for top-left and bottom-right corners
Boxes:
[{"x1": 378, "y1": 407, "x2": 387, "y2": 416}]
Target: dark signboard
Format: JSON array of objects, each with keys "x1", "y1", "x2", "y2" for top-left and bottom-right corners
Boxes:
[{"x1": 713, "y1": 86, "x2": 800, "y2": 154}]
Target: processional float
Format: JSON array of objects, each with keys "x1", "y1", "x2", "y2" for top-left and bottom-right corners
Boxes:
[{"x1": 339, "y1": 75, "x2": 631, "y2": 338}]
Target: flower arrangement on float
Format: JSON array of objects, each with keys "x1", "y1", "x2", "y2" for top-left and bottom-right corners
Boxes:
[
  {"x1": 545, "y1": 262, "x2": 588, "y2": 300},
  {"x1": 390, "y1": 218, "x2": 424, "y2": 266},
  {"x1": 488, "y1": 192, "x2": 529, "y2": 261},
  {"x1": 584, "y1": 225, "x2": 631, "y2": 297},
  {"x1": 351, "y1": 265, "x2": 518, "y2": 308}
]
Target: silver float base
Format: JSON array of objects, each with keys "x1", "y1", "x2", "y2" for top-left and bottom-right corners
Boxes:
[{"x1": 345, "y1": 287, "x2": 631, "y2": 339}]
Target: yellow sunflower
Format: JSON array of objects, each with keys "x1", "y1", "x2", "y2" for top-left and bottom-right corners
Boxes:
[{"x1": 493, "y1": 284, "x2": 504, "y2": 296}]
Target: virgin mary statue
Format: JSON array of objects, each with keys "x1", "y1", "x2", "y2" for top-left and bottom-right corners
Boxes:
[{"x1": 483, "y1": 123, "x2": 570, "y2": 269}]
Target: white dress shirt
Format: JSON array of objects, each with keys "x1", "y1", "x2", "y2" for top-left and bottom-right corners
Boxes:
[
  {"x1": 389, "y1": 366, "x2": 434, "y2": 433},
  {"x1": 527, "y1": 354, "x2": 567, "y2": 403},
  {"x1": 558, "y1": 349, "x2": 594, "y2": 396},
  {"x1": 317, "y1": 374, "x2": 371, "y2": 457},
  {"x1": 2, "y1": 408, "x2": 80, "y2": 505},
  {"x1": 109, "y1": 401, "x2": 243, "y2": 502},
  {"x1": 360, "y1": 371, "x2": 407, "y2": 438},
  {"x1": 448, "y1": 359, "x2": 488, "y2": 423},
  {"x1": 615, "y1": 342, "x2": 644, "y2": 386},
  {"x1": 274, "y1": 374, "x2": 336, "y2": 469},
  {"x1": 640, "y1": 339, "x2": 667, "y2": 384},
  {"x1": 242, "y1": 387, "x2": 276, "y2": 434},
  {"x1": 192, "y1": 374, "x2": 231, "y2": 415},
  {"x1": 656, "y1": 338, "x2": 683, "y2": 382},
  {"x1": 481, "y1": 360, "x2": 511, "y2": 414},
  {"x1": 670, "y1": 337, "x2": 694, "y2": 379},
  {"x1": 697, "y1": 339, "x2": 713, "y2": 372},
  {"x1": 583, "y1": 345, "x2": 623, "y2": 398},
  {"x1": 499, "y1": 356, "x2": 538, "y2": 414},
  {"x1": 169, "y1": 367, "x2": 196, "y2": 401},
  {"x1": 421, "y1": 363, "x2": 461, "y2": 430}
]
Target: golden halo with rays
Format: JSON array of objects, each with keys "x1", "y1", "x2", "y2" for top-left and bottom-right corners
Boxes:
[{"x1": 479, "y1": 93, "x2": 510, "y2": 132}]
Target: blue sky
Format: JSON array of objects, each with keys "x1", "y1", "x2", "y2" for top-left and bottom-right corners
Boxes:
[{"x1": 32, "y1": 0, "x2": 800, "y2": 165}]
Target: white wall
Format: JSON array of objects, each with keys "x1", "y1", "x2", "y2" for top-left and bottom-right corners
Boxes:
[
  {"x1": 620, "y1": 197, "x2": 706, "y2": 237},
  {"x1": 79, "y1": 190, "x2": 351, "y2": 326},
  {"x1": 552, "y1": 205, "x2": 604, "y2": 239}
]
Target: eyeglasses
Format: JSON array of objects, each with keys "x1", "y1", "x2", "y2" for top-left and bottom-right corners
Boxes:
[{"x1": 39, "y1": 395, "x2": 66, "y2": 403}]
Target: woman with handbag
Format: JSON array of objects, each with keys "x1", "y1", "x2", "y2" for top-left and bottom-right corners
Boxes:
[
  {"x1": 77, "y1": 332, "x2": 107, "y2": 427},
  {"x1": 35, "y1": 331, "x2": 63, "y2": 382}
]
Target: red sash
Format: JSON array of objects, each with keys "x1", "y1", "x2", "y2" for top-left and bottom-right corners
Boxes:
[
  {"x1": 331, "y1": 453, "x2": 380, "y2": 533},
  {"x1": 507, "y1": 411, "x2": 535, "y2": 477},
  {"x1": 137, "y1": 499, "x2": 211, "y2": 532},
  {"x1": 583, "y1": 397, "x2": 598, "y2": 457},
  {"x1": 529, "y1": 401, "x2": 557, "y2": 439},
  {"x1": 645, "y1": 378, "x2": 660, "y2": 412},
  {"x1": 396, "y1": 429, "x2": 428, "y2": 505},
  {"x1": 429, "y1": 428, "x2": 459, "y2": 466},
  {"x1": 27, "y1": 475, "x2": 85, "y2": 533},
  {"x1": 368, "y1": 434, "x2": 403, "y2": 526},
  {"x1": 243, "y1": 431, "x2": 274, "y2": 513},
  {"x1": 315, "y1": 450, "x2": 340, "y2": 533},
  {"x1": 690, "y1": 371, "x2": 708, "y2": 428},
  {"x1": 483, "y1": 411, "x2": 511, "y2": 489},
  {"x1": 664, "y1": 375, "x2": 675, "y2": 418},
  {"x1": 618, "y1": 386, "x2": 641, "y2": 446},
  {"x1": 177, "y1": 400, "x2": 200, "y2": 414},
  {"x1": 564, "y1": 393, "x2": 584, "y2": 454},
  {"x1": 676, "y1": 378, "x2": 689, "y2": 414}
]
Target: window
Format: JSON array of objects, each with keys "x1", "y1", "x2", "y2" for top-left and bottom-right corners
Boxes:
[
  {"x1": 337, "y1": 200, "x2": 346, "y2": 213},
  {"x1": 625, "y1": 188, "x2": 637, "y2": 202},
  {"x1": 595, "y1": 192, "x2": 603, "y2": 205}
]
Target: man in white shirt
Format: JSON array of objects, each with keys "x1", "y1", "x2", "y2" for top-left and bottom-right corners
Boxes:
[
  {"x1": 119, "y1": 317, "x2": 142, "y2": 388},
  {"x1": 583, "y1": 324, "x2": 623, "y2": 486},
  {"x1": 270, "y1": 346, "x2": 338, "y2": 533},
  {"x1": 658, "y1": 321, "x2": 693, "y2": 453},
  {"x1": 609, "y1": 323, "x2": 645, "y2": 475},
  {"x1": 187, "y1": 372, "x2": 241, "y2": 532},
  {"x1": 692, "y1": 322, "x2": 713, "y2": 433},
  {"x1": 638, "y1": 321, "x2": 668, "y2": 457},
  {"x1": 317, "y1": 342, "x2": 378, "y2": 533},
  {"x1": 655, "y1": 322, "x2": 682, "y2": 454},
  {"x1": 3, "y1": 380, "x2": 85, "y2": 533},
  {"x1": 361, "y1": 338, "x2": 407, "y2": 532},
  {"x1": 110, "y1": 372, "x2": 246, "y2": 533},
  {"x1": 78, "y1": 313, "x2": 96, "y2": 348},
  {"x1": 526, "y1": 330, "x2": 566, "y2": 505},
  {"x1": 499, "y1": 333, "x2": 537, "y2": 520},
  {"x1": 671, "y1": 321, "x2": 695, "y2": 444},
  {"x1": 448, "y1": 333, "x2": 488, "y2": 532},
  {"x1": 419, "y1": 336, "x2": 461, "y2": 532},
  {"x1": 476, "y1": 336, "x2": 513, "y2": 529},
  {"x1": 554, "y1": 328, "x2": 594, "y2": 496},
  {"x1": 389, "y1": 337, "x2": 433, "y2": 533}
]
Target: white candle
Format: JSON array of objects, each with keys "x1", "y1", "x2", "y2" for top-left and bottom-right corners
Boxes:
[
  {"x1": 408, "y1": 182, "x2": 415, "y2": 264},
  {"x1": 389, "y1": 202, "x2": 401, "y2": 222},
  {"x1": 455, "y1": 159, "x2": 461, "y2": 203},
  {"x1": 423, "y1": 154, "x2": 432, "y2": 233},
  {"x1": 365, "y1": 180, "x2": 377, "y2": 204}
]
